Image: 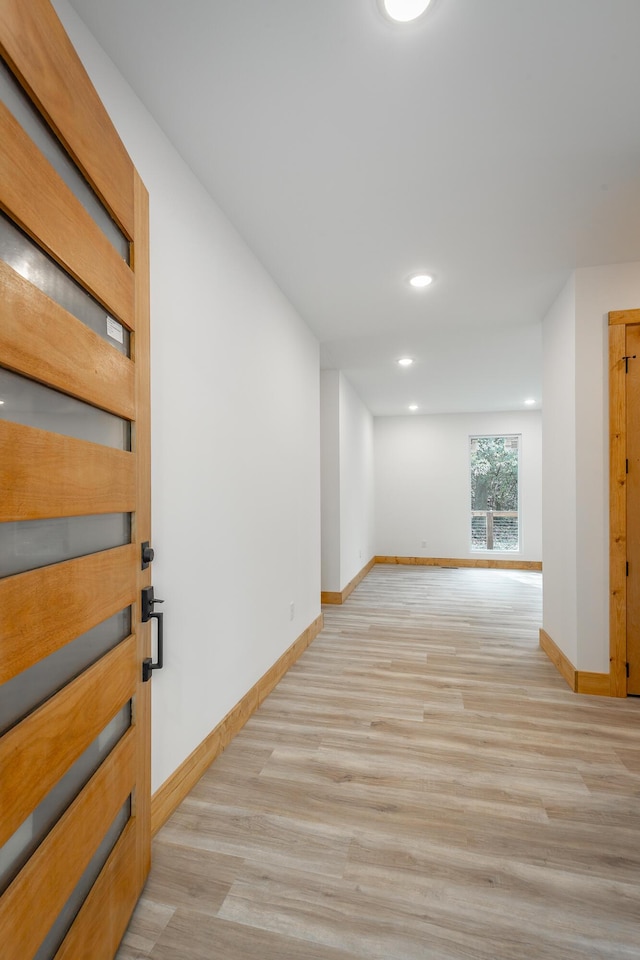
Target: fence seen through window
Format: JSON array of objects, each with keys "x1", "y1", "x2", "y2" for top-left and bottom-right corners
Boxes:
[{"x1": 470, "y1": 435, "x2": 519, "y2": 551}]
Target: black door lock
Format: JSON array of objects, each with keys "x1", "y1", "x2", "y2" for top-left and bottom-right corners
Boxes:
[
  {"x1": 141, "y1": 541, "x2": 155, "y2": 570},
  {"x1": 141, "y1": 585, "x2": 165, "y2": 682}
]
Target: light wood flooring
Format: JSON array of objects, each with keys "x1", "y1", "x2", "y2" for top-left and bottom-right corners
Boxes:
[{"x1": 117, "y1": 565, "x2": 640, "y2": 960}]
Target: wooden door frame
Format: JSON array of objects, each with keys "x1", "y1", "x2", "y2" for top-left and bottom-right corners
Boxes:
[
  {"x1": 132, "y1": 172, "x2": 152, "y2": 895},
  {"x1": 609, "y1": 309, "x2": 640, "y2": 697}
]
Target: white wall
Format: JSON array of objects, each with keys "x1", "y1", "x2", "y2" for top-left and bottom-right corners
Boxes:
[
  {"x1": 543, "y1": 262, "x2": 640, "y2": 673},
  {"x1": 574, "y1": 265, "x2": 640, "y2": 670},
  {"x1": 320, "y1": 371, "x2": 375, "y2": 592},
  {"x1": 320, "y1": 370, "x2": 341, "y2": 592},
  {"x1": 375, "y1": 412, "x2": 542, "y2": 561},
  {"x1": 55, "y1": 1, "x2": 321, "y2": 793},
  {"x1": 542, "y1": 275, "x2": 578, "y2": 665},
  {"x1": 339, "y1": 374, "x2": 375, "y2": 585}
]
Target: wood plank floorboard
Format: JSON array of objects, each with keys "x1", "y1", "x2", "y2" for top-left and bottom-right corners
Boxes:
[{"x1": 116, "y1": 565, "x2": 640, "y2": 960}]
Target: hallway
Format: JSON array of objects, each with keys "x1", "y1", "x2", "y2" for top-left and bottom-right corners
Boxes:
[{"x1": 117, "y1": 565, "x2": 640, "y2": 960}]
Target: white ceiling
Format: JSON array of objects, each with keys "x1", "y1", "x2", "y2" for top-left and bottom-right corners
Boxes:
[{"x1": 68, "y1": 0, "x2": 640, "y2": 415}]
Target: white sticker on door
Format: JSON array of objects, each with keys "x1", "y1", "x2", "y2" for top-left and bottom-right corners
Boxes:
[{"x1": 106, "y1": 315, "x2": 124, "y2": 343}]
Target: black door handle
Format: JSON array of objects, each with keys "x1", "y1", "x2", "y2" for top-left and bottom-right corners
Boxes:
[{"x1": 141, "y1": 586, "x2": 165, "y2": 682}]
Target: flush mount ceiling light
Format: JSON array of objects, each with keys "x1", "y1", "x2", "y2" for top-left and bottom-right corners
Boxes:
[
  {"x1": 408, "y1": 273, "x2": 433, "y2": 288},
  {"x1": 397, "y1": 357, "x2": 414, "y2": 367},
  {"x1": 409, "y1": 404, "x2": 419, "y2": 411},
  {"x1": 381, "y1": 0, "x2": 433, "y2": 23},
  {"x1": 524, "y1": 398, "x2": 536, "y2": 406}
]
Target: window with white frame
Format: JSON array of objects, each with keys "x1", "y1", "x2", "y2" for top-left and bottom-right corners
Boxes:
[{"x1": 470, "y1": 435, "x2": 519, "y2": 551}]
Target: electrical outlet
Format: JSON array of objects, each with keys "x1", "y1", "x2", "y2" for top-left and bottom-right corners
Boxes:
[{"x1": 289, "y1": 601, "x2": 295, "y2": 621}]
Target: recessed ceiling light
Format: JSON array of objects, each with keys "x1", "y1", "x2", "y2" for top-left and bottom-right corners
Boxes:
[
  {"x1": 397, "y1": 357, "x2": 414, "y2": 367},
  {"x1": 408, "y1": 273, "x2": 433, "y2": 288},
  {"x1": 409, "y1": 404, "x2": 419, "y2": 411},
  {"x1": 0, "y1": 399, "x2": 4, "y2": 405},
  {"x1": 524, "y1": 398, "x2": 536, "y2": 406},
  {"x1": 382, "y1": 0, "x2": 433, "y2": 23}
]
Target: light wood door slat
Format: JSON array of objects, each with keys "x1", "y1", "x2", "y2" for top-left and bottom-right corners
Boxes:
[
  {"x1": 0, "y1": 635, "x2": 137, "y2": 846},
  {"x1": 0, "y1": 730, "x2": 135, "y2": 960},
  {"x1": 54, "y1": 821, "x2": 138, "y2": 960},
  {"x1": 0, "y1": 101, "x2": 134, "y2": 328},
  {"x1": 0, "y1": 421, "x2": 135, "y2": 521},
  {"x1": 0, "y1": 259, "x2": 135, "y2": 419},
  {"x1": 0, "y1": 544, "x2": 137, "y2": 685},
  {"x1": 0, "y1": 0, "x2": 134, "y2": 238}
]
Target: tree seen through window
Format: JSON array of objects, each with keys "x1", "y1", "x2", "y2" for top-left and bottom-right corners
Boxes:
[{"x1": 470, "y1": 436, "x2": 519, "y2": 550}]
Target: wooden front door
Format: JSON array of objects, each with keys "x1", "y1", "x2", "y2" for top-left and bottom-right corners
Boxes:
[{"x1": 0, "y1": 1, "x2": 151, "y2": 957}]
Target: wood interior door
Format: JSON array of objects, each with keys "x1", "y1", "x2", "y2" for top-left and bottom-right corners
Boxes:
[
  {"x1": 0, "y1": 1, "x2": 151, "y2": 957},
  {"x1": 625, "y1": 324, "x2": 640, "y2": 695}
]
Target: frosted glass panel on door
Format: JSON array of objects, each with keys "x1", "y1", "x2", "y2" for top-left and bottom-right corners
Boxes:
[
  {"x1": 33, "y1": 799, "x2": 131, "y2": 960},
  {"x1": 0, "y1": 608, "x2": 132, "y2": 735},
  {"x1": 0, "y1": 368, "x2": 130, "y2": 450},
  {"x1": 0, "y1": 707, "x2": 130, "y2": 893},
  {"x1": 0, "y1": 213, "x2": 130, "y2": 355},
  {"x1": 0, "y1": 513, "x2": 131, "y2": 579},
  {"x1": 0, "y1": 57, "x2": 130, "y2": 260}
]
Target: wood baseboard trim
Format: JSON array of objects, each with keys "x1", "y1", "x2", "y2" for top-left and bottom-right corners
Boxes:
[
  {"x1": 539, "y1": 628, "x2": 577, "y2": 690},
  {"x1": 376, "y1": 556, "x2": 543, "y2": 572},
  {"x1": 150, "y1": 612, "x2": 324, "y2": 836},
  {"x1": 539, "y1": 628, "x2": 612, "y2": 696},
  {"x1": 575, "y1": 671, "x2": 612, "y2": 697},
  {"x1": 321, "y1": 557, "x2": 376, "y2": 605},
  {"x1": 320, "y1": 591, "x2": 342, "y2": 604}
]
